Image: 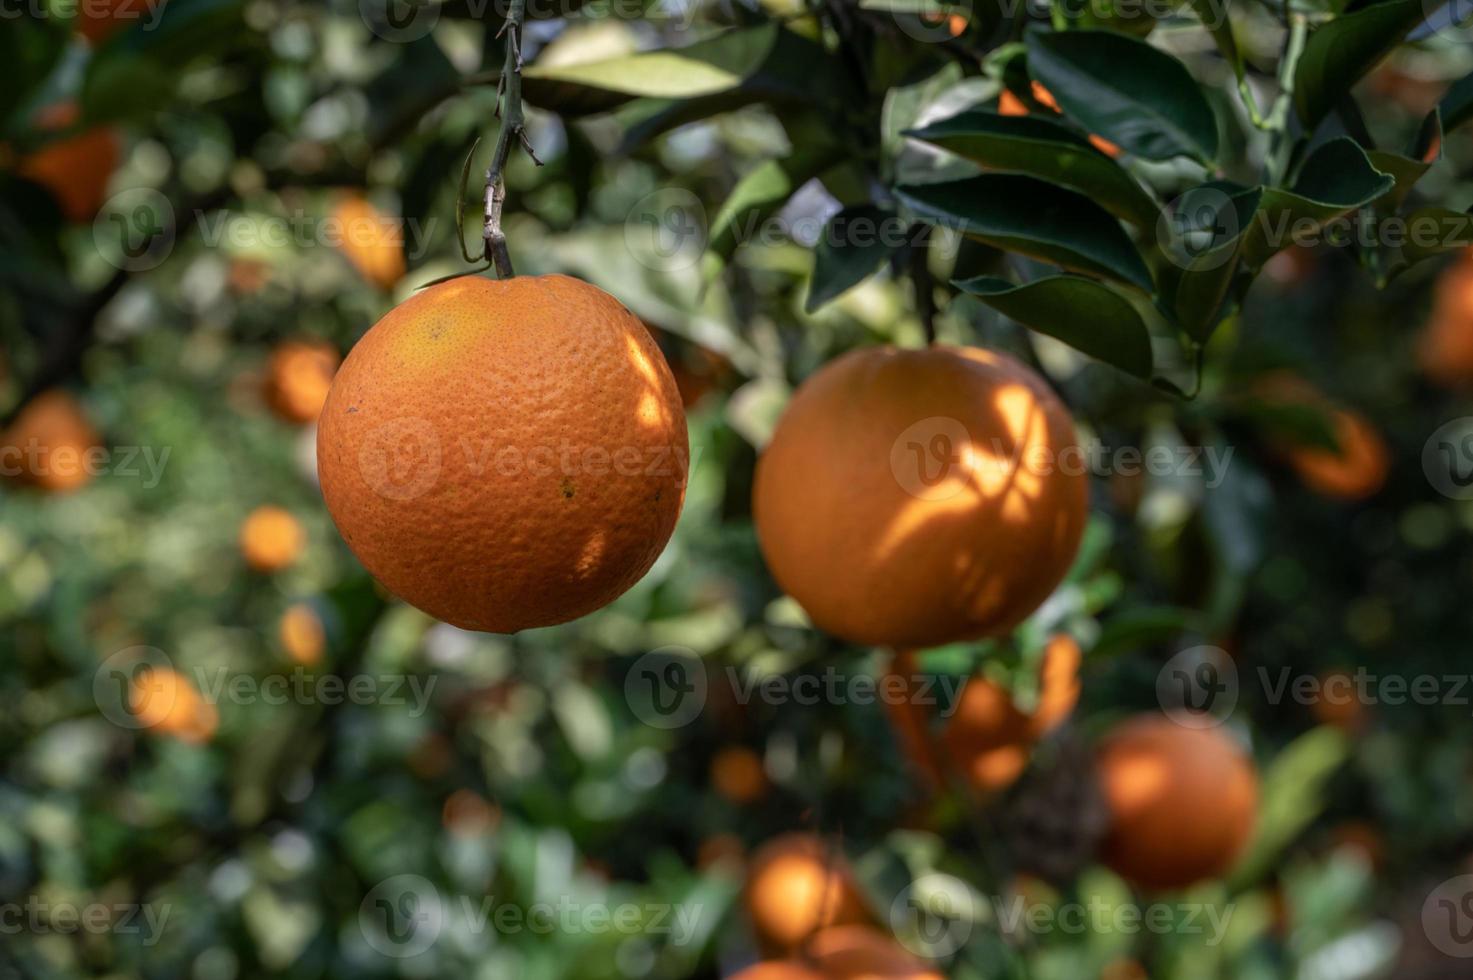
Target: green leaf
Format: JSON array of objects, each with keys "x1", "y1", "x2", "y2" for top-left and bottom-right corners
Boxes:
[
  {"x1": 0, "y1": 16, "x2": 68, "y2": 133},
  {"x1": 1231, "y1": 727, "x2": 1350, "y2": 887},
  {"x1": 1240, "y1": 138, "x2": 1394, "y2": 268},
  {"x1": 897, "y1": 175, "x2": 1155, "y2": 292},
  {"x1": 1157, "y1": 182, "x2": 1263, "y2": 340},
  {"x1": 1294, "y1": 0, "x2": 1451, "y2": 129},
  {"x1": 1395, "y1": 206, "x2": 1473, "y2": 269},
  {"x1": 1364, "y1": 111, "x2": 1442, "y2": 213},
  {"x1": 1442, "y1": 70, "x2": 1473, "y2": 134},
  {"x1": 954, "y1": 275, "x2": 1153, "y2": 377},
  {"x1": 522, "y1": 24, "x2": 840, "y2": 118},
  {"x1": 708, "y1": 141, "x2": 846, "y2": 274},
  {"x1": 905, "y1": 109, "x2": 1159, "y2": 227},
  {"x1": 806, "y1": 206, "x2": 903, "y2": 313},
  {"x1": 1025, "y1": 29, "x2": 1219, "y2": 163}
]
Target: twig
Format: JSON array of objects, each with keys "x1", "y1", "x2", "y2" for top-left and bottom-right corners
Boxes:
[{"x1": 481, "y1": 0, "x2": 542, "y2": 279}]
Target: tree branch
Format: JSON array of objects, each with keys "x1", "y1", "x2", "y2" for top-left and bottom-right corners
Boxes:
[{"x1": 481, "y1": 0, "x2": 541, "y2": 279}]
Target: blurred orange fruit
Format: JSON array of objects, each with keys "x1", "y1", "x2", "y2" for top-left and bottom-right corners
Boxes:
[
  {"x1": 1096, "y1": 715, "x2": 1258, "y2": 890},
  {"x1": 918, "y1": 10, "x2": 968, "y2": 36},
  {"x1": 316, "y1": 275, "x2": 688, "y2": 633},
  {"x1": 753, "y1": 346, "x2": 1087, "y2": 648},
  {"x1": 745, "y1": 834, "x2": 871, "y2": 953},
  {"x1": 1029, "y1": 634, "x2": 1082, "y2": 737},
  {"x1": 1255, "y1": 375, "x2": 1389, "y2": 501},
  {"x1": 75, "y1": 0, "x2": 160, "y2": 43},
  {"x1": 1419, "y1": 251, "x2": 1473, "y2": 386},
  {"x1": 697, "y1": 833, "x2": 746, "y2": 872},
  {"x1": 332, "y1": 195, "x2": 406, "y2": 291},
  {"x1": 1100, "y1": 957, "x2": 1150, "y2": 980},
  {"x1": 712, "y1": 746, "x2": 768, "y2": 804},
  {"x1": 805, "y1": 925, "x2": 944, "y2": 979},
  {"x1": 0, "y1": 389, "x2": 103, "y2": 493},
  {"x1": 278, "y1": 602, "x2": 325, "y2": 666},
  {"x1": 940, "y1": 677, "x2": 1033, "y2": 794},
  {"x1": 1309, "y1": 669, "x2": 1366, "y2": 732},
  {"x1": 1329, "y1": 820, "x2": 1385, "y2": 869},
  {"x1": 998, "y1": 82, "x2": 1120, "y2": 157},
  {"x1": 442, "y1": 789, "x2": 499, "y2": 836},
  {"x1": 17, "y1": 103, "x2": 119, "y2": 223},
  {"x1": 240, "y1": 506, "x2": 306, "y2": 573},
  {"x1": 264, "y1": 339, "x2": 340, "y2": 425},
  {"x1": 728, "y1": 964, "x2": 825, "y2": 980},
  {"x1": 882, "y1": 650, "x2": 946, "y2": 792},
  {"x1": 129, "y1": 666, "x2": 218, "y2": 743}
]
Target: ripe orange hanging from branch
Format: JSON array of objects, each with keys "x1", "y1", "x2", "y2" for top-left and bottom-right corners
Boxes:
[
  {"x1": 316, "y1": 274, "x2": 687, "y2": 633},
  {"x1": 17, "y1": 103, "x2": 119, "y2": 224},
  {"x1": 753, "y1": 346, "x2": 1087, "y2": 648}
]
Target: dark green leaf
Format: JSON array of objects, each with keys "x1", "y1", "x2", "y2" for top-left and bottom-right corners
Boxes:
[
  {"x1": 1294, "y1": 0, "x2": 1451, "y2": 129},
  {"x1": 897, "y1": 175, "x2": 1155, "y2": 292},
  {"x1": 905, "y1": 109, "x2": 1160, "y2": 227},
  {"x1": 1157, "y1": 182, "x2": 1263, "y2": 341},
  {"x1": 1241, "y1": 138, "x2": 1394, "y2": 268},
  {"x1": 954, "y1": 274, "x2": 1154, "y2": 377},
  {"x1": 806, "y1": 206, "x2": 903, "y2": 313},
  {"x1": 1442, "y1": 71, "x2": 1473, "y2": 134},
  {"x1": 1025, "y1": 29, "x2": 1219, "y2": 163},
  {"x1": 522, "y1": 24, "x2": 841, "y2": 119}
]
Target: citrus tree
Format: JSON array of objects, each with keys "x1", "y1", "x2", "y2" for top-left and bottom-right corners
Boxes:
[{"x1": 3, "y1": 0, "x2": 1473, "y2": 978}]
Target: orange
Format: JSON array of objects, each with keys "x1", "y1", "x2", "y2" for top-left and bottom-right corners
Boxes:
[
  {"x1": 940, "y1": 677, "x2": 1032, "y2": 793},
  {"x1": 882, "y1": 650, "x2": 946, "y2": 791},
  {"x1": 1029, "y1": 633, "x2": 1082, "y2": 737},
  {"x1": 1255, "y1": 375, "x2": 1387, "y2": 501},
  {"x1": 0, "y1": 389, "x2": 103, "y2": 493},
  {"x1": 712, "y1": 746, "x2": 768, "y2": 804},
  {"x1": 18, "y1": 103, "x2": 119, "y2": 223},
  {"x1": 805, "y1": 925, "x2": 944, "y2": 979},
  {"x1": 753, "y1": 345, "x2": 1086, "y2": 649},
  {"x1": 240, "y1": 506, "x2": 306, "y2": 573},
  {"x1": 745, "y1": 834, "x2": 871, "y2": 952},
  {"x1": 278, "y1": 602, "x2": 325, "y2": 665},
  {"x1": 728, "y1": 964, "x2": 825, "y2": 980},
  {"x1": 442, "y1": 789, "x2": 499, "y2": 836},
  {"x1": 998, "y1": 82, "x2": 1120, "y2": 157},
  {"x1": 696, "y1": 833, "x2": 745, "y2": 871},
  {"x1": 1419, "y1": 251, "x2": 1473, "y2": 386},
  {"x1": 129, "y1": 666, "x2": 218, "y2": 743},
  {"x1": 1309, "y1": 669, "x2": 1366, "y2": 731},
  {"x1": 1096, "y1": 715, "x2": 1258, "y2": 890},
  {"x1": 264, "y1": 339, "x2": 340, "y2": 424},
  {"x1": 75, "y1": 0, "x2": 162, "y2": 43},
  {"x1": 332, "y1": 195, "x2": 406, "y2": 291},
  {"x1": 1101, "y1": 958, "x2": 1150, "y2": 980},
  {"x1": 316, "y1": 274, "x2": 688, "y2": 633}
]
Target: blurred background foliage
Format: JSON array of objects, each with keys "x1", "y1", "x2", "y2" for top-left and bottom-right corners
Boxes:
[{"x1": 3, "y1": 0, "x2": 1473, "y2": 978}]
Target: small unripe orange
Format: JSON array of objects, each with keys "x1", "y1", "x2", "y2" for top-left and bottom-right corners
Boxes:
[
  {"x1": 1096, "y1": 715, "x2": 1258, "y2": 891},
  {"x1": 744, "y1": 834, "x2": 871, "y2": 952},
  {"x1": 240, "y1": 506, "x2": 306, "y2": 573}
]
